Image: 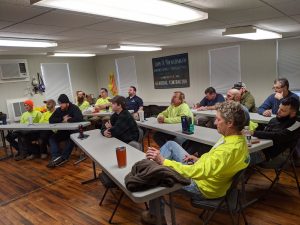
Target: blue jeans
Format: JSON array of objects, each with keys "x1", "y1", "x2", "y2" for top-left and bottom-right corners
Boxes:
[
  {"x1": 49, "y1": 131, "x2": 74, "y2": 160},
  {"x1": 149, "y1": 141, "x2": 206, "y2": 215}
]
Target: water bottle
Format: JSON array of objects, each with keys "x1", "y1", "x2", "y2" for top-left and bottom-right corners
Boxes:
[
  {"x1": 188, "y1": 117, "x2": 194, "y2": 134},
  {"x1": 244, "y1": 126, "x2": 252, "y2": 147}
]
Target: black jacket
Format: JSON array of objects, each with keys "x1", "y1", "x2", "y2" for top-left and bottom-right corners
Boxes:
[
  {"x1": 101, "y1": 109, "x2": 139, "y2": 143},
  {"x1": 125, "y1": 159, "x2": 190, "y2": 192},
  {"x1": 49, "y1": 103, "x2": 83, "y2": 124},
  {"x1": 253, "y1": 116, "x2": 300, "y2": 159}
]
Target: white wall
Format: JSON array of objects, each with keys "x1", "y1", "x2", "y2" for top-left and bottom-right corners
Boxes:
[
  {"x1": 95, "y1": 40, "x2": 277, "y2": 106},
  {"x1": 0, "y1": 55, "x2": 98, "y2": 115}
]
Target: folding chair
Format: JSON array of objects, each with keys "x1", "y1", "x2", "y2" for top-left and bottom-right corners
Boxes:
[
  {"x1": 98, "y1": 172, "x2": 148, "y2": 224},
  {"x1": 191, "y1": 169, "x2": 248, "y2": 225},
  {"x1": 252, "y1": 145, "x2": 300, "y2": 197}
]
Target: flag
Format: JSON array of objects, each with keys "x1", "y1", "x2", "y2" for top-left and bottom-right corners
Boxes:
[{"x1": 108, "y1": 73, "x2": 118, "y2": 96}]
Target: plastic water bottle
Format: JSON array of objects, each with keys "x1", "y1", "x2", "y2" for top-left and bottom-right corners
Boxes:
[{"x1": 244, "y1": 126, "x2": 252, "y2": 147}]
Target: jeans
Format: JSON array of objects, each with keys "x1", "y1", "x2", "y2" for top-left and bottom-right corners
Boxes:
[
  {"x1": 153, "y1": 131, "x2": 186, "y2": 147},
  {"x1": 149, "y1": 141, "x2": 206, "y2": 215},
  {"x1": 49, "y1": 131, "x2": 74, "y2": 160}
]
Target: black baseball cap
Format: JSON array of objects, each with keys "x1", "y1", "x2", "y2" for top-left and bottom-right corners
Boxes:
[{"x1": 58, "y1": 94, "x2": 70, "y2": 104}]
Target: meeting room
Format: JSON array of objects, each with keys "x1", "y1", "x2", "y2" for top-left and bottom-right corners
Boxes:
[{"x1": 0, "y1": 0, "x2": 300, "y2": 224}]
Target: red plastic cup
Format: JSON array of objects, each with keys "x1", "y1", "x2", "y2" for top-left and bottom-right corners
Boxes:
[{"x1": 116, "y1": 146, "x2": 127, "y2": 168}]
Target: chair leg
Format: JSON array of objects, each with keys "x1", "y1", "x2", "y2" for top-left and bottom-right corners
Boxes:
[
  {"x1": 290, "y1": 160, "x2": 300, "y2": 193},
  {"x1": 144, "y1": 202, "x2": 149, "y2": 210},
  {"x1": 109, "y1": 192, "x2": 124, "y2": 224},
  {"x1": 99, "y1": 188, "x2": 109, "y2": 206}
]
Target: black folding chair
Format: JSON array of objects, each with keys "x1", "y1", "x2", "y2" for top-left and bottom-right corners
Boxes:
[
  {"x1": 191, "y1": 169, "x2": 248, "y2": 225},
  {"x1": 252, "y1": 145, "x2": 300, "y2": 197}
]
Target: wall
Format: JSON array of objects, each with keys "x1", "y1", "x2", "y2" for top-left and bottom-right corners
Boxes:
[
  {"x1": 95, "y1": 39, "x2": 277, "y2": 106},
  {"x1": 0, "y1": 55, "x2": 98, "y2": 115}
]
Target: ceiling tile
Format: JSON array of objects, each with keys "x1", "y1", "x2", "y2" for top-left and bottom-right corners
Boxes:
[
  {"x1": 24, "y1": 10, "x2": 108, "y2": 28},
  {"x1": 0, "y1": 2, "x2": 49, "y2": 22},
  {"x1": 0, "y1": 21, "x2": 14, "y2": 29},
  {"x1": 1, "y1": 23, "x2": 69, "y2": 35},
  {"x1": 209, "y1": 6, "x2": 283, "y2": 24},
  {"x1": 267, "y1": 0, "x2": 300, "y2": 16},
  {"x1": 86, "y1": 19, "x2": 148, "y2": 32}
]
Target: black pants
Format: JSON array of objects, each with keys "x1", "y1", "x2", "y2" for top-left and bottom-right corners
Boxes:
[
  {"x1": 182, "y1": 140, "x2": 211, "y2": 156},
  {"x1": 38, "y1": 130, "x2": 54, "y2": 154},
  {"x1": 6, "y1": 131, "x2": 20, "y2": 151},
  {"x1": 153, "y1": 131, "x2": 176, "y2": 147}
]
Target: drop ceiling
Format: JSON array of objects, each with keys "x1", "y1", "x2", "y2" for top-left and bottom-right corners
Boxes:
[{"x1": 0, "y1": 0, "x2": 299, "y2": 55}]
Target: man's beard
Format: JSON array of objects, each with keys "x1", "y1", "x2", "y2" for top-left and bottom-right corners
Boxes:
[{"x1": 77, "y1": 97, "x2": 84, "y2": 104}]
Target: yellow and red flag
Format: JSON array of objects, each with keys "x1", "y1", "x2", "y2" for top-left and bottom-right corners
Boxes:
[{"x1": 108, "y1": 73, "x2": 118, "y2": 96}]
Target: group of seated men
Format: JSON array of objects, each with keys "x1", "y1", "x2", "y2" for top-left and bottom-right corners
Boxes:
[{"x1": 4, "y1": 78, "x2": 300, "y2": 224}]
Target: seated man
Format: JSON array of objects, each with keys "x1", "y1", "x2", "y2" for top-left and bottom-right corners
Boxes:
[
  {"x1": 76, "y1": 91, "x2": 90, "y2": 111},
  {"x1": 125, "y1": 86, "x2": 143, "y2": 119},
  {"x1": 95, "y1": 88, "x2": 111, "y2": 112},
  {"x1": 101, "y1": 95, "x2": 139, "y2": 143},
  {"x1": 258, "y1": 78, "x2": 299, "y2": 117},
  {"x1": 143, "y1": 101, "x2": 250, "y2": 224},
  {"x1": 6, "y1": 99, "x2": 42, "y2": 161},
  {"x1": 153, "y1": 91, "x2": 193, "y2": 147},
  {"x1": 250, "y1": 97, "x2": 300, "y2": 164},
  {"x1": 35, "y1": 99, "x2": 56, "y2": 160},
  {"x1": 47, "y1": 94, "x2": 83, "y2": 168},
  {"x1": 194, "y1": 87, "x2": 225, "y2": 127},
  {"x1": 233, "y1": 82, "x2": 256, "y2": 112},
  {"x1": 195, "y1": 87, "x2": 225, "y2": 111}
]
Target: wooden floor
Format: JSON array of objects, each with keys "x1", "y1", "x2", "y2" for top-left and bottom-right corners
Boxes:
[{"x1": 0, "y1": 137, "x2": 300, "y2": 225}]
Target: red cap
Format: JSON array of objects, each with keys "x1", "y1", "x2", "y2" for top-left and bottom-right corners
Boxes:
[{"x1": 24, "y1": 100, "x2": 34, "y2": 108}]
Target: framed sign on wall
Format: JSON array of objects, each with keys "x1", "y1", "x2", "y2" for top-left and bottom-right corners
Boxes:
[{"x1": 152, "y1": 53, "x2": 190, "y2": 89}]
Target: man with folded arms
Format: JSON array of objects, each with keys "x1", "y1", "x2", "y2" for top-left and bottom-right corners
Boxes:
[
  {"x1": 142, "y1": 101, "x2": 250, "y2": 224},
  {"x1": 47, "y1": 94, "x2": 83, "y2": 168}
]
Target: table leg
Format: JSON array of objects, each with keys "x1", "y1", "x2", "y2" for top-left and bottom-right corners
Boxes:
[
  {"x1": 81, "y1": 161, "x2": 98, "y2": 184},
  {"x1": 154, "y1": 198, "x2": 162, "y2": 225},
  {"x1": 0, "y1": 130, "x2": 13, "y2": 161},
  {"x1": 169, "y1": 193, "x2": 176, "y2": 225}
]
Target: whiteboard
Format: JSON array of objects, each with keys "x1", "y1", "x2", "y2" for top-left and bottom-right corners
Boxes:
[
  {"x1": 40, "y1": 63, "x2": 74, "y2": 103},
  {"x1": 209, "y1": 45, "x2": 241, "y2": 94},
  {"x1": 115, "y1": 56, "x2": 138, "y2": 97}
]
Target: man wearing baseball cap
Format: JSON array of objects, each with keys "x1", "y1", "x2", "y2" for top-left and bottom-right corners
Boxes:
[
  {"x1": 233, "y1": 82, "x2": 256, "y2": 112},
  {"x1": 47, "y1": 94, "x2": 83, "y2": 168},
  {"x1": 6, "y1": 99, "x2": 42, "y2": 161}
]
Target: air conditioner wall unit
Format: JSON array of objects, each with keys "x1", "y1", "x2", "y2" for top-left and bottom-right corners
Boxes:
[{"x1": 0, "y1": 59, "x2": 30, "y2": 81}]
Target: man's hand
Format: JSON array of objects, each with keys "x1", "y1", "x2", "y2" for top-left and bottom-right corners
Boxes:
[
  {"x1": 157, "y1": 116, "x2": 164, "y2": 123},
  {"x1": 146, "y1": 147, "x2": 165, "y2": 165},
  {"x1": 183, "y1": 154, "x2": 198, "y2": 164},
  {"x1": 197, "y1": 106, "x2": 208, "y2": 111},
  {"x1": 274, "y1": 92, "x2": 283, "y2": 100},
  {"x1": 103, "y1": 129, "x2": 112, "y2": 138},
  {"x1": 63, "y1": 115, "x2": 71, "y2": 123},
  {"x1": 263, "y1": 109, "x2": 272, "y2": 117},
  {"x1": 105, "y1": 120, "x2": 112, "y2": 129}
]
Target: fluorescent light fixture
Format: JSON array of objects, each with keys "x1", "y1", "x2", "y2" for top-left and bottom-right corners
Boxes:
[
  {"x1": 31, "y1": 0, "x2": 208, "y2": 26},
  {"x1": 107, "y1": 44, "x2": 162, "y2": 51},
  {"x1": 0, "y1": 37, "x2": 57, "y2": 47},
  {"x1": 222, "y1": 26, "x2": 282, "y2": 40},
  {"x1": 47, "y1": 52, "x2": 96, "y2": 57}
]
